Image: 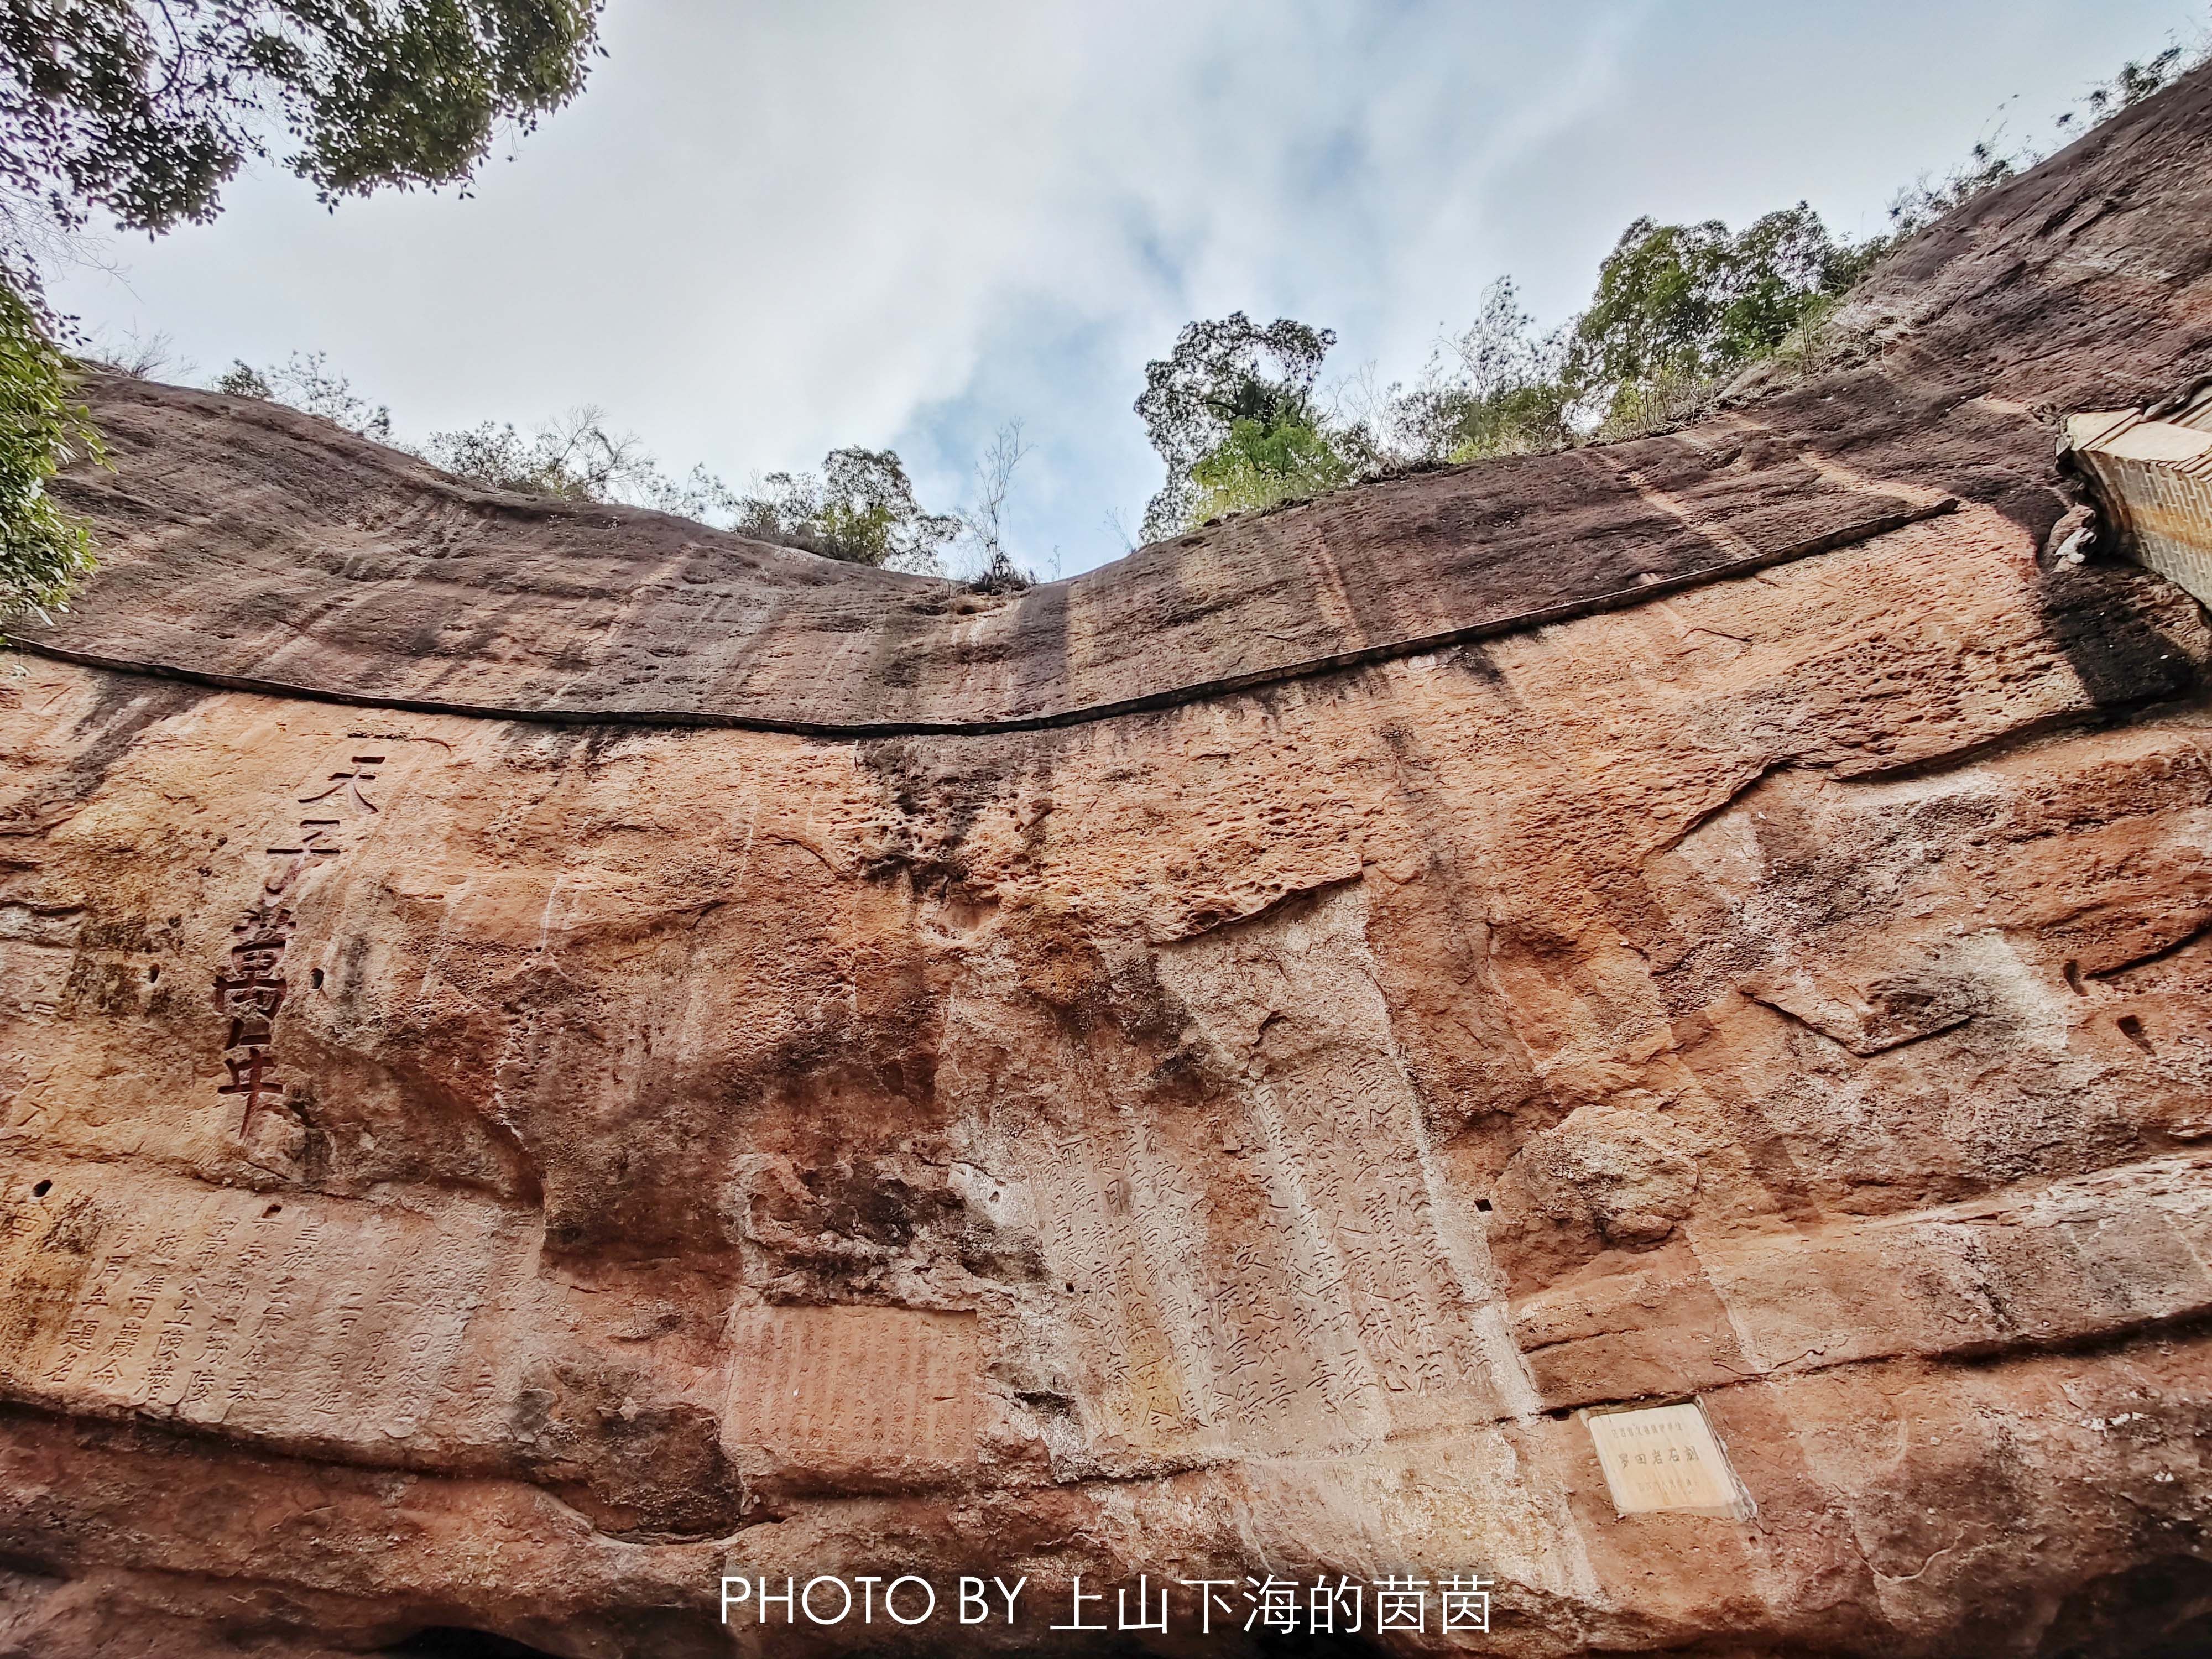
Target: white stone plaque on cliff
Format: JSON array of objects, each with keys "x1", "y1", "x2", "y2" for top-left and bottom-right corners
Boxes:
[{"x1": 1582, "y1": 1399, "x2": 1754, "y2": 1520}]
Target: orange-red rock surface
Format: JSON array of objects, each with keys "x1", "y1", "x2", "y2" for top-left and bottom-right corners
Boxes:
[{"x1": 5, "y1": 67, "x2": 2212, "y2": 1659}]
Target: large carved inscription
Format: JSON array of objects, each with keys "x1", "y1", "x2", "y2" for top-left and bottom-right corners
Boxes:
[
  {"x1": 212, "y1": 753, "x2": 385, "y2": 1132},
  {"x1": 0, "y1": 1158, "x2": 533, "y2": 1452},
  {"x1": 1016, "y1": 883, "x2": 1522, "y2": 1460},
  {"x1": 1008, "y1": 1086, "x2": 1218, "y2": 1452}
]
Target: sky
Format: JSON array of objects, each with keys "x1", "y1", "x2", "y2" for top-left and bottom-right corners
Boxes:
[{"x1": 46, "y1": 0, "x2": 2209, "y2": 576}]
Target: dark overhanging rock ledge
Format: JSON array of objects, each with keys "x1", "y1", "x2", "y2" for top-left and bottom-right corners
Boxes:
[{"x1": 15, "y1": 66, "x2": 2212, "y2": 736}]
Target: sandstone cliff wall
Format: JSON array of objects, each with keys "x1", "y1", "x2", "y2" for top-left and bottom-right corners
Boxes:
[{"x1": 4, "y1": 66, "x2": 2212, "y2": 1659}]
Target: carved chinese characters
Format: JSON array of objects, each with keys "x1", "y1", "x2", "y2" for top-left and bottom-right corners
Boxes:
[
  {"x1": 2, "y1": 1158, "x2": 530, "y2": 1448},
  {"x1": 208, "y1": 755, "x2": 382, "y2": 1131},
  {"x1": 213, "y1": 904, "x2": 294, "y2": 1128},
  {"x1": 723, "y1": 1306, "x2": 982, "y2": 1483},
  {"x1": 1002, "y1": 884, "x2": 1522, "y2": 1464}
]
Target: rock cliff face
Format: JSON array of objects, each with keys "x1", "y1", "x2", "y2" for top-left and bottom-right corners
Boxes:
[{"x1": 4, "y1": 67, "x2": 2212, "y2": 1659}]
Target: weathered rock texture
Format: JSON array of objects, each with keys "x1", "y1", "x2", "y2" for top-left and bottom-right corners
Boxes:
[{"x1": 5, "y1": 66, "x2": 2212, "y2": 1659}]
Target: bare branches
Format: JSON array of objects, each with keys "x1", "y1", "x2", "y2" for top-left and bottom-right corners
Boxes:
[
  {"x1": 954, "y1": 419, "x2": 1033, "y2": 592},
  {"x1": 217, "y1": 349, "x2": 389, "y2": 440},
  {"x1": 84, "y1": 325, "x2": 185, "y2": 379},
  {"x1": 419, "y1": 405, "x2": 734, "y2": 517}
]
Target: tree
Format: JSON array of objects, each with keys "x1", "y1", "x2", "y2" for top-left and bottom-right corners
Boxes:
[
  {"x1": 0, "y1": 0, "x2": 604, "y2": 292},
  {"x1": 0, "y1": 0, "x2": 604, "y2": 626},
  {"x1": 1188, "y1": 413, "x2": 1357, "y2": 523},
  {"x1": 1573, "y1": 205, "x2": 1865, "y2": 408},
  {"x1": 951, "y1": 420, "x2": 1032, "y2": 589},
  {"x1": 732, "y1": 446, "x2": 959, "y2": 573},
  {"x1": 212, "y1": 346, "x2": 968, "y2": 570},
  {"x1": 422, "y1": 405, "x2": 672, "y2": 503},
  {"x1": 0, "y1": 281, "x2": 101, "y2": 627},
  {"x1": 1134, "y1": 311, "x2": 1344, "y2": 538},
  {"x1": 218, "y1": 358, "x2": 735, "y2": 519}
]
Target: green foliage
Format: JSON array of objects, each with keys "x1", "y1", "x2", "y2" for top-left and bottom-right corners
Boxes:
[
  {"x1": 420, "y1": 406, "x2": 679, "y2": 504},
  {"x1": 1135, "y1": 206, "x2": 1874, "y2": 528},
  {"x1": 212, "y1": 361, "x2": 273, "y2": 399},
  {"x1": 221, "y1": 361, "x2": 735, "y2": 527},
  {"x1": 1442, "y1": 382, "x2": 1580, "y2": 461},
  {"x1": 0, "y1": 3, "x2": 602, "y2": 620},
  {"x1": 0, "y1": 279, "x2": 102, "y2": 628},
  {"x1": 215, "y1": 349, "x2": 973, "y2": 573},
  {"x1": 0, "y1": 0, "x2": 603, "y2": 280},
  {"x1": 1189, "y1": 415, "x2": 1357, "y2": 522},
  {"x1": 1573, "y1": 205, "x2": 1865, "y2": 419},
  {"x1": 219, "y1": 354, "x2": 711, "y2": 519},
  {"x1": 1131, "y1": 19, "x2": 2212, "y2": 528},
  {"x1": 733, "y1": 446, "x2": 958, "y2": 572}
]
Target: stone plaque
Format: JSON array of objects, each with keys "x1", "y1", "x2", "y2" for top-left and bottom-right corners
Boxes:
[{"x1": 1583, "y1": 1399, "x2": 1752, "y2": 1519}]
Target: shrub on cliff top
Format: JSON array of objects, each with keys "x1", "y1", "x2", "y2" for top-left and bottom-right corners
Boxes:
[
  {"x1": 213, "y1": 353, "x2": 974, "y2": 577},
  {"x1": 1573, "y1": 204, "x2": 1873, "y2": 427},
  {"x1": 1389, "y1": 278, "x2": 1579, "y2": 463},
  {"x1": 733, "y1": 447, "x2": 961, "y2": 572},
  {"x1": 1136, "y1": 207, "x2": 1863, "y2": 530},
  {"x1": 218, "y1": 352, "x2": 391, "y2": 441},
  {"x1": 1188, "y1": 415, "x2": 1359, "y2": 523}
]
